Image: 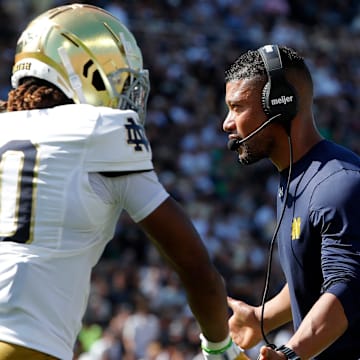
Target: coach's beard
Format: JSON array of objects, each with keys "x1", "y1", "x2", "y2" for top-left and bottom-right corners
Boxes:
[{"x1": 236, "y1": 142, "x2": 259, "y2": 165}]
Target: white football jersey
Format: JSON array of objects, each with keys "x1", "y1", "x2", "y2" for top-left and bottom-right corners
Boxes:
[{"x1": 0, "y1": 104, "x2": 169, "y2": 359}]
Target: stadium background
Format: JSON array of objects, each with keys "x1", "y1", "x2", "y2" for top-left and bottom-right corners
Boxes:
[{"x1": 0, "y1": 1, "x2": 358, "y2": 359}]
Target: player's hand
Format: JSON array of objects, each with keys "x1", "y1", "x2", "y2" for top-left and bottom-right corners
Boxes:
[
  {"x1": 200, "y1": 333, "x2": 251, "y2": 360},
  {"x1": 227, "y1": 296, "x2": 263, "y2": 349}
]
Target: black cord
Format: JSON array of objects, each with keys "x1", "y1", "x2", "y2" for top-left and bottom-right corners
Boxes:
[{"x1": 258, "y1": 134, "x2": 293, "y2": 348}]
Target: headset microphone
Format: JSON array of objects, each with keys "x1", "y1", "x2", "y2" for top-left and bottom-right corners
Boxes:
[{"x1": 227, "y1": 113, "x2": 282, "y2": 151}]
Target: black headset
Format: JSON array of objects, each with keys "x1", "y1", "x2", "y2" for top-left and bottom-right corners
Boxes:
[{"x1": 258, "y1": 44, "x2": 298, "y2": 132}]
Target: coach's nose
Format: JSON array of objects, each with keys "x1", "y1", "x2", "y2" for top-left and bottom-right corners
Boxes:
[{"x1": 223, "y1": 111, "x2": 236, "y2": 133}]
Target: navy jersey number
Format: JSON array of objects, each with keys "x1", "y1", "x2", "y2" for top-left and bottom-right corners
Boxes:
[{"x1": 0, "y1": 140, "x2": 38, "y2": 243}]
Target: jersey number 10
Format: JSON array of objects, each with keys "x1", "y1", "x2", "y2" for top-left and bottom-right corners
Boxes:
[{"x1": 0, "y1": 140, "x2": 37, "y2": 244}]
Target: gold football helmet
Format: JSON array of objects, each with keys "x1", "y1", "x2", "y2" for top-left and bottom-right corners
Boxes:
[{"x1": 11, "y1": 3, "x2": 150, "y2": 123}]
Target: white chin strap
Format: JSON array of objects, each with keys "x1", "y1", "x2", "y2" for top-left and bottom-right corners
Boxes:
[{"x1": 58, "y1": 47, "x2": 86, "y2": 103}]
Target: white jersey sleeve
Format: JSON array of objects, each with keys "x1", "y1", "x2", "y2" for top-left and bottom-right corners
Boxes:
[
  {"x1": 84, "y1": 105, "x2": 154, "y2": 172},
  {"x1": 89, "y1": 170, "x2": 169, "y2": 222}
]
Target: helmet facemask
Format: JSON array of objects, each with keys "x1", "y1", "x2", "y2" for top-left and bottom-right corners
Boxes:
[{"x1": 109, "y1": 68, "x2": 150, "y2": 125}]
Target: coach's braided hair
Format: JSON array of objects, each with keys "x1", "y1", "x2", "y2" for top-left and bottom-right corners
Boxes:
[{"x1": 0, "y1": 77, "x2": 73, "y2": 112}]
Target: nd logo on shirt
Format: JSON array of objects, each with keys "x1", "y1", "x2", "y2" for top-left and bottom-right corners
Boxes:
[{"x1": 291, "y1": 217, "x2": 301, "y2": 240}]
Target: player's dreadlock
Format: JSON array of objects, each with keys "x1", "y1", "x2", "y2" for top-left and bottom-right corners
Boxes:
[{"x1": 0, "y1": 77, "x2": 73, "y2": 112}]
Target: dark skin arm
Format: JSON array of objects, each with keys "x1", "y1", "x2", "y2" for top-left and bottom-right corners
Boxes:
[
  {"x1": 139, "y1": 196, "x2": 229, "y2": 342},
  {"x1": 259, "y1": 292, "x2": 348, "y2": 360}
]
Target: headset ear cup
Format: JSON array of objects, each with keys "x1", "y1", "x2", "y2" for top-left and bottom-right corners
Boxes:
[
  {"x1": 258, "y1": 45, "x2": 298, "y2": 132},
  {"x1": 269, "y1": 82, "x2": 298, "y2": 122},
  {"x1": 261, "y1": 82, "x2": 271, "y2": 116}
]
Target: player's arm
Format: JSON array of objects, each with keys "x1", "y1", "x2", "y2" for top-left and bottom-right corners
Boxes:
[
  {"x1": 139, "y1": 196, "x2": 249, "y2": 359},
  {"x1": 139, "y1": 196, "x2": 229, "y2": 341}
]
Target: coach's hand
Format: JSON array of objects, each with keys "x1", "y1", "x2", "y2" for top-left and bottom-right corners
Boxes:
[
  {"x1": 257, "y1": 345, "x2": 287, "y2": 360},
  {"x1": 228, "y1": 297, "x2": 263, "y2": 349}
]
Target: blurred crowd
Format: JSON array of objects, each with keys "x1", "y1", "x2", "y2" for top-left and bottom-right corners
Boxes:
[{"x1": 0, "y1": 0, "x2": 359, "y2": 359}]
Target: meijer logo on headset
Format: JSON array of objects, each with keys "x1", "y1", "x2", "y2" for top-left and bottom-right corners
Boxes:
[{"x1": 271, "y1": 95, "x2": 294, "y2": 106}]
